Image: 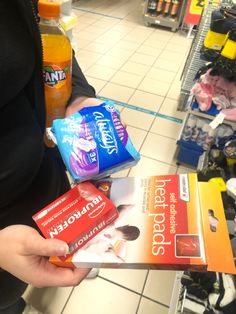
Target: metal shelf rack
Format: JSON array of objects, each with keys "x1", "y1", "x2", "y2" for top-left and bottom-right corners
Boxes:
[
  {"x1": 178, "y1": 0, "x2": 233, "y2": 111},
  {"x1": 143, "y1": 0, "x2": 188, "y2": 31}
]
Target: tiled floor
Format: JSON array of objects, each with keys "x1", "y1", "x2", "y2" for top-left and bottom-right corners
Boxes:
[{"x1": 24, "y1": 0, "x2": 194, "y2": 313}]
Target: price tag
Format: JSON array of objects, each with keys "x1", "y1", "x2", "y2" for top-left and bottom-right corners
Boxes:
[{"x1": 209, "y1": 112, "x2": 226, "y2": 129}]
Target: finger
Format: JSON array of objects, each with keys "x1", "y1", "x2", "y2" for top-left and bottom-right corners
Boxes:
[
  {"x1": 24, "y1": 232, "x2": 69, "y2": 257},
  {"x1": 33, "y1": 263, "x2": 92, "y2": 287}
]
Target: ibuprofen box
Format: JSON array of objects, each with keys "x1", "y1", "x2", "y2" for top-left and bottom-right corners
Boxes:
[
  {"x1": 33, "y1": 182, "x2": 119, "y2": 255},
  {"x1": 50, "y1": 174, "x2": 236, "y2": 274}
]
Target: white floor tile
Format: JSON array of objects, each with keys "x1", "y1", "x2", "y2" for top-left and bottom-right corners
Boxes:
[
  {"x1": 23, "y1": 285, "x2": 73, "y2": 314},
  {"x1": 63, "y1": 277, "x2": 140, "y2": 314},
  {"x1": 121, "y1": 61, "x2": 150, "y2": 76},
  {"x1": 129, "y1": 156, "x2": 177, "y2": 177},
  {"x1": 86, "y1": 76, "x2": 107, "y2": 93},
  {"x1": 77, "y1": 49, "x2": 103, "y2": 63},
  {"x1": 140, "y1": 133, "x2": 178, "y2": 165},
  {"x1": 122, "y1": 108, "x2": 155, "y2": 130},
  {"x1": 85, "y1": 41, "x2": 112, "y2": 54},
  {"x1": 165, "y1": 42, "x2": 191, "y2": 54},
  {"x1": 154, "y1": 58, "x2": 182, "y2": 72},
  {"x1": 159, "y1": 50, "x2": 185, "y2": 63},
  {"x1": 144, "y1": 38, "x2": 167, "y2": 49},
  {"x1": 96, "y1": 53, "x2": 128, "y2": 69},
  {"x1": 128, "y1": 90, "x2": 164, "y2": 112},
  {"x1": 146, "y1": 67, "x2": 176, "y2": 83},
  {"x1": 143, "y1": 270, "x2": 176, "y2": 306},
  {"x1": 150, "y1": 117, "x2": 182, "y2": 140},
  {"x1": 85, "y1": 24, "x2": 108, "y2": 36},
  {"x1": 99, "y1": 82, "x2": 134, "y2": 103},
  {"x1": 75, "y1": 29, "x2": 99, "y2": 41},
  {"x1": 108, "y1": 47, "x2": 134, "y2": 59},
  {"x1": 137, "y1": 297, "x2": 169, "y2": 314},
  {"x1": 129, "y1": 52, "x2": 156, "y2": 66},
  {"x1": 148, "y1": 31, "x2": 173, "y2": 42},
  {"x1": 139, "y1": 77, "x2": 170, "y2": 97},
  {"x1": 114, "y1": 40, "x2": 141, "y2": 51},
  {"x1": 166, "y1": 80, "x2": 183, "y2": 100},
  {"x1": 126, "y1": 125, "x2": 147, "y2": 151},
  {"x1": 137, "y1": 44, "x2": 162, "y2": 57},
  {"x1": 85, "y1": 64, "x2": 117, "y2": 81},
  {"x1": 99, "y1": 268, "x2": 148, "y2": 293},
  {"x1": 111, "y1": 71, "x2": 143, "y2": 88},
  {"x1": 111, "y1": 24, "x2": 135, "y2": 35},
  {"x1": 159, "y1": 97, "x2": 186, "y2": 120}
]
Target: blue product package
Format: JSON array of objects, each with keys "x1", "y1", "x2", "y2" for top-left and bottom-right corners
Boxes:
[{"x1": 52, "y1": 101, "x2": 140, "y2": 181}]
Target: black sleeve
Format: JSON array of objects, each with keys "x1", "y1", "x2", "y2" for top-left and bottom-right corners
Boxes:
[{"x1": 68, "y1": 51, "x2": 96, "y2": 104}]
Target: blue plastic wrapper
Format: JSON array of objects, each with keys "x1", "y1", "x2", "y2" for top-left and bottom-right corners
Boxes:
[{"x1": 52, "y1": 101, "x2": 140, "y2": 181}]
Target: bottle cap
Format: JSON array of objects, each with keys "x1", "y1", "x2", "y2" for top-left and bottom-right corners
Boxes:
[{"x1": 38, "y1": 0, "x2": 60, "y2": 19}]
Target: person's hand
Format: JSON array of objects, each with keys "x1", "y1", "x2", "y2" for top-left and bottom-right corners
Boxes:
[
  {"x1": 66, "y1": 97, "x2": 103, "y2": 117},
  {"x1": 0, "y1": 225, "x2": 91, "y2": 287},
  {"x1": 66, "y1": 96, "x2": 127, "y2": 127}
]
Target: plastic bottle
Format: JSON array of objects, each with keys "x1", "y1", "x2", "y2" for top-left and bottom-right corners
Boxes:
[
  {"x1": 148, "y1": 0, "x2": 157, "y2": 14},
  {"x1": 170, "y1": 0, "x2": 180, "y2": 17},
  {"x1": 163, "y1": 0, "x2": 171, "y2": 15},
  {"x1": 38, "y1": 0, "x2": 72, "y2": 147},
  {"x1": 156, "y1": 0, "x2": 164, "y2": 14}
]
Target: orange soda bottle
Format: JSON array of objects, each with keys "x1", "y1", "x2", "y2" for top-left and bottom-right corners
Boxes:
[{"x1": 38, "y1": 0, "x2": 72, "y2": 147}]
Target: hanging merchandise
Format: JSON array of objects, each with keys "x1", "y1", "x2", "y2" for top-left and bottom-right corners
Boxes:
[
  {"x1": 201, "y1": 6, "x2": 236, "y2": 62},
  {"x1": 221, "y1": 28, "x2": 236, "y2": 59},
  {"x1": 38, "y1": 0, "x2": 72, "y2": 147},
  {"x1": 192, "y1": 68, "x2": 236, "y2": 107}
]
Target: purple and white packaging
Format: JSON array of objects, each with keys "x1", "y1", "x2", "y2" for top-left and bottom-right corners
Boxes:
[{"x1": 52, "y1": 101, "x2": 140, "y2": 182}]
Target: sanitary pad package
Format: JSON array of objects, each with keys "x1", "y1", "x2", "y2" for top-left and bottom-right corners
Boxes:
[{"x1": 51, "y1": 101, "x2": 140, "y2": 181}]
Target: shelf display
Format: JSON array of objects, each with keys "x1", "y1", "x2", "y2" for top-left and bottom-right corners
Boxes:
[
  {"x1": 179, "y1": 0, "x2": 233, "y2": 110},
  {"x1": 177, "y1": 1, "x2": 236, "y2": 169},
  {"x1": 171, "y1": 2, "x2": 236, "y2": 313},
  {"x1": 143, "y1": 0, "x2": 188, "y2": 31}
]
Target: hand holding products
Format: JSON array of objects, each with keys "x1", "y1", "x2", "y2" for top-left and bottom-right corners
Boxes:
[{"x1": 51, "y1": 101, "x2": 140, "y2": 181}]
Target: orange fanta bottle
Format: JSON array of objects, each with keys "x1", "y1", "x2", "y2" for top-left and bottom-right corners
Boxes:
[{"x1": 38, "y1": 0, "x2": 72, "y2": 146}]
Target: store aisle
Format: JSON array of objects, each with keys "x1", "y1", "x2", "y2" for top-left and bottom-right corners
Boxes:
[{"x1": 24, "y1": 1, "x2": 193, "y2": 313}]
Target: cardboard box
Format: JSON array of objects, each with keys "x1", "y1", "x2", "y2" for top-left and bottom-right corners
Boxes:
[
  {"x1": 50, "y1": 174, "x2": 236, "y2": 274},
  {"x1": 33, "y1": 182, "x2": 119, "y2": 256}
]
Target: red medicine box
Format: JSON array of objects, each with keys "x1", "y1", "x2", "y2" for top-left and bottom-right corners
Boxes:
[{"x1": 32, "y1": 182, "x2": 118, "y2": 256}]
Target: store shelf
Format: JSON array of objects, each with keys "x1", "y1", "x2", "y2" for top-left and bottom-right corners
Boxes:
[
  {"x1": 143, "y1": 0, "x2": 188, "y2": 31},
  {"x1": 189, "y1": 109, "x2": 236, "y2": 130},
  {"x1": 179, "y1": 0, "x2": 234, "y2": 110},
  {"x1": 168, "y1": 271, "x2": 184, "y2": 314},
  {"x1": 143, "y1": 13, "x2": 179, "y2": 31}
]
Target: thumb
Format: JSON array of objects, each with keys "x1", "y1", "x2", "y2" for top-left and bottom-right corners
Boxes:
[{"x1": 24, "y1": 232, "x2": 69, "y2": 257}]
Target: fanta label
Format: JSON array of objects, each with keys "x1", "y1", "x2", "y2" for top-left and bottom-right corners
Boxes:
[{"x1": 43, "y1": 61, "x2": 71, "y2": 89}]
